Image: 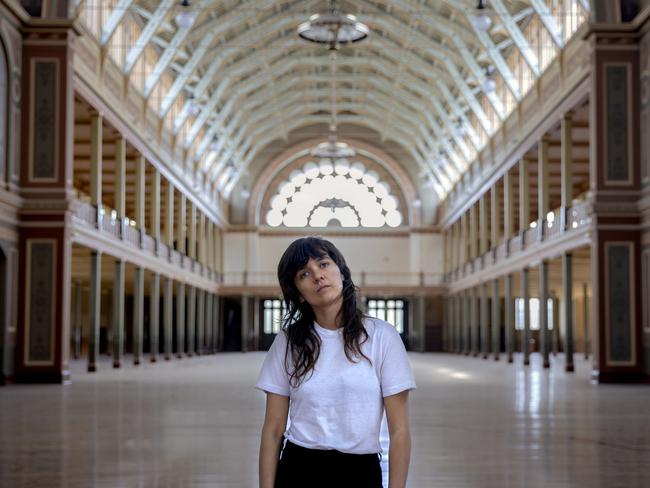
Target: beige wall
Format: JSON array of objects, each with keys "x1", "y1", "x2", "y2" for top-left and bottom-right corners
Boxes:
[{"x1": 223, "y1": 232, "x2": 444, "y2": 278}]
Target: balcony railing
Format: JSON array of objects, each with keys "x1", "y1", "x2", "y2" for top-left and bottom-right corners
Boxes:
[
  {"x1": 568, "y1": 200, "x2": 591, "y2": 229},
  {"x1": 452, "y1": 202, "x2": 592, "y2": 279},
  {"x1": 142, "y1": 235, "x2": 155, "y2": 253},
  {"x1": 123, "y1": 225, "x2": 140, "y2": 247},
  {"x1": 101, "y1": 215, "x2": 121, "y2": 239},
  {"x1": 72, "y1": 201, "x2": 97, "y2": 227}
]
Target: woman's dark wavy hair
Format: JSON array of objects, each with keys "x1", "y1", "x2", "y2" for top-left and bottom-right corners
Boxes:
[{"x1": 277, "y1": 236, "x2": 370, "y2": 387}]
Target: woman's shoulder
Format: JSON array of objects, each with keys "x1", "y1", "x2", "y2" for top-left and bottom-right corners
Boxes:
[{"x1": 363, "y1": 316, "x2": 399, "y2": 338}]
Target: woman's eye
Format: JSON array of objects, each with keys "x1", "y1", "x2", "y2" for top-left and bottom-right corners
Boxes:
[{"x1": 320, "y1": 262, "x2": 329, "y2": 268}]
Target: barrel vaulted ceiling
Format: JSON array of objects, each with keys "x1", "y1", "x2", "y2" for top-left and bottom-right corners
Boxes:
[{"x1": 79, "y1": 0, "x2": 590, "y2": 208}]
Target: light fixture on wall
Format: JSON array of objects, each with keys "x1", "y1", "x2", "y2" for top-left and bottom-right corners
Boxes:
[
  {"x1": 175, "y1": 0, "x2": 196, "y2": 29},
  {"x1": 473, "y1": 0, "x2": 492, "y2": 32},
  {"x1": 297, "y1": 0, "x2": 369, "y2": 51}
]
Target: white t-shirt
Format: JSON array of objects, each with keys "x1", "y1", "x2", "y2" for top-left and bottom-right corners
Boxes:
[{"x1": 255, "y1": 316, "x2": 416, "y2": 455}]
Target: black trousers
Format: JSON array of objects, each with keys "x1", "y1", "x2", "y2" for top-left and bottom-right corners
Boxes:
[{"x1": 274, "y1": 440, "x2": 383, "y2": 488}]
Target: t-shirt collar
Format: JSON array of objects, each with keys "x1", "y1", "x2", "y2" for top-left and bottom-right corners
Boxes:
[{"x1": 313, "y1": 320, "x2": 343, "y2": 337}]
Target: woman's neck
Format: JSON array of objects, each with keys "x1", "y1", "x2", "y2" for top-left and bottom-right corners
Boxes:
[{"x1": 313, "y1": 298, "x2": 343, "y2": 330}]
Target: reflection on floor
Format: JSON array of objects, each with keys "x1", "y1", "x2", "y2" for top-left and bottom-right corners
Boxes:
[{"x1": 1, "y1": 352, "x2": 649, "y2": 488}]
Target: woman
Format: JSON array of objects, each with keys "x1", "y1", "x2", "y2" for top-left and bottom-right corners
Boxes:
[{"x1": 256, "y1": 237, "x2": 416, "y2": 488}]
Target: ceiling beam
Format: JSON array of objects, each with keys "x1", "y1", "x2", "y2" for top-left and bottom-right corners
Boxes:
[{"x1": 123, "y1": 0, "x2": 175, "y2": 76}]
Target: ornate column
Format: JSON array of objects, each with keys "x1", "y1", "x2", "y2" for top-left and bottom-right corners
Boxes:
[
  {"x1": 187, "y1": 286, "x2": 196, "y2": 356},
  {"x1": 198, "y1": 212, "x2": 206, "y2": 267},
  {"x1": 15, "y1": 23, "x2": 76, "y2": 382},
  {"x1": 177, "y1": 194, "x2": 186, "y2": 255},
  {"x1": 87, "y1": 252, "x2": 101, "y2": 372},
  {"x1": 491, "y1": 279, "x2": 500, "y2": 360},
  {"x1": 72, "y1": 282, "x2": 81, "y2": 359},
  {"x1": 460, "y1": 214, "x2": 468, "y2": 272},
  {"x1": 519, "y1": 159, "x2": 530, "y2": 241},
  {"x1": 189, "y1": 202, "x2": 197, "y2": 261},
  {"x1": 112, "y1": 259, "x2": 125, "y2": 368},
  {"x1": 563, "y1": 252, "x2": 575, "y2": 372},
  {"x1": 469, "y1": 204, "x2": 478, "y2": 265},
  {"x1": 165, "y1": 181, "x2": 174, "y2": 252},
  {"x1": 132, "y1": 266, "x2": 144, "y2": 365},
  {"x1": 212, "y1": 294, "x2": 222, "y2": 352},
  {"x1": 215, "y1": 296, "x2": 223, "y2": 352},
  {"x1": 480, "y1": 283, "x2": 489, "y2": 359},
  {"x1": 176, "y1": 282, "x2": 185, "y2": 358},
  {"x1": 205, "y1": 292, "x2": 213, "y2": 354},
  {"x1": 588, "y1": 25, "x2": 643, "y2": 382},
  {"x1": 135, "y1": 156, "x2": 145, "y2": 236},
  {"x1": 253, "y1": 296, "x2": 260, "y2": 351},
  {"x1": 479, "y1": 196, "x2": 488, "y2": 259},
  {"x1": 150, "y1": 168, "x2": 161, "y2": 244},
  {"x1": 490, "y1": 184, "x2": 500, "y2": 257},
  {"x1": 521, "y1": 267, "x2": 530, "y2": 366},
  {"x1": 197, "y1": 289, "x2": 205, "y2": 354},
  {"x1": 149, "y1": 273, "x2": 160, "y2": 362},
  {"x1": 539, "y1": 260, "x2": 550, "y2": 368},
  {"x1": 241, "y1": 295, "x2": 250, "y2": 352},
  {"x1": 112, "y1": 137, "x2": 126, "y2": 368},
  {"x1": 207, "y1": 221, "x2": 214, "y2": 272},
  {"x1": 463, "y1": 290, "x2": 470, "y2": 354},
  {"x1": 537, "y1": 139, "x2": 550, "y2": 240},
  {"x1": 471, "y1": 286, "x2": 479, "y2": 356},
  {"x1": 560, "y1": 113, "x2": 573, "y2": 231},
  {"x1": 90, "y1": 112, "x2": 102, "y2": 227},
  {"x1": 163, "y1": 277, "x2": 173, "y2": 360},
  {"x1": 504, "y1": 273, "x2": 514, "y2": 363},
  {"x1": 503, "y1": 170, "x2": 513, "y2": 254}
]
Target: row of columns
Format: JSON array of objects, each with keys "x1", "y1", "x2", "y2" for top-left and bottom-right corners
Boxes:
[
  {"x1": 89, "y1": 113, "x2": 223, "y2": 272},
  {"x1": 444, "y1": 113, "x2": 575, "y2": 275},
  {"x1": 87, "y1": 265, "x2": 221, "y2": 371},
  {"x1": 446, "y1": 251, "x2": 589, "y2": 372}
]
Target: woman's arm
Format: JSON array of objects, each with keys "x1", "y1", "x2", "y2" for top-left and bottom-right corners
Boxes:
[
  {"x1": 259, "y1": 392, "x2": 290, "y2": 488},
  {"x1": 384, "y1": 390, "x2": 411, "y2": 488}
]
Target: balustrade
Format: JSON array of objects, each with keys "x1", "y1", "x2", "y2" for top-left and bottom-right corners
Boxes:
[
  {"x1": 72, "y1": 201, "x2": 97, "y2": 227},
  {"x1": 123, "y1": 225, "x2": 140, "y2": 247}
]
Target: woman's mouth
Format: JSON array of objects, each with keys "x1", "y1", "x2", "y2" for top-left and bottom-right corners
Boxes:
[{"x1": 317, "y1": 285, "x2": 330, "y2": 293}]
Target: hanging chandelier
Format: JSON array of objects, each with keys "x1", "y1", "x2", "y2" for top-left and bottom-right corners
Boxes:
[
  {"x1": 298, "y1": 1, "x2": 369, "y2": 161},
  {"x1": 297, "y1": 0, "x2": 369, "y2": 51}
]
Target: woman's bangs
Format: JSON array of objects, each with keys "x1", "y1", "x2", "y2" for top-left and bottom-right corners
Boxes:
[{"x1": 285, "y1": 239, "x2": 330, "y2": 276}]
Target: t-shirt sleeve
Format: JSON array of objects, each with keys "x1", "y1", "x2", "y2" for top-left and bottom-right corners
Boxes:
[
  {"x1": 379, "y1": 324, "x2": 417, "y2": 397},
  {"x1": 254, "y1": 331, "x2": 291, "y2": 397}
]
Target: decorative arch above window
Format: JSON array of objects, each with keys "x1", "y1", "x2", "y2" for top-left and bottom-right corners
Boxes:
[{"x1": 265, "y1": 159, "x2": 403, "y2": 228}]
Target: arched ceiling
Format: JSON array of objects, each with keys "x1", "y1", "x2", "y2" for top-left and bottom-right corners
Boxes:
[{"x1": 88, "y1": 0, "x2": 589, "y2": 210}]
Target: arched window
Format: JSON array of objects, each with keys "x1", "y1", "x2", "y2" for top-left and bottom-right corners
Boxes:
[{"x1": 265, "y1": 159, "x2": 403, "y2": 228}]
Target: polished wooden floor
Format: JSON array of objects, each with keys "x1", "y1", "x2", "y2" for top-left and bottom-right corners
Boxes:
[{"x1": 1, "y1": 352, "x2": 649, "y2": 487}]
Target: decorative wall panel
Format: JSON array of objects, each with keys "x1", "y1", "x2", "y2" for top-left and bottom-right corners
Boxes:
[
  {"x1": 641, "y1": 249, "x2": 650, "y2": 332},
  {"x1": 26, "y1": 240, "x2": 55, "y2": 364},
  {"x1": 605, "y1": 65, "x2": 630, "y2": 183},
  {"x1": 641, "y1": 32, "x2": 650, "y2": 184},
  {"x1": 606, "y1": 243, "x2": 633, "y2": 364},
  {"x1": 30, "y1": 60, "x2": 58, "y2": 180}
]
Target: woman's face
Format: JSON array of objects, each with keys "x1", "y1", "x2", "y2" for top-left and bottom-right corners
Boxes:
[{"x1": 294, "y1": 255, "x2": 344, "y2": 310}]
